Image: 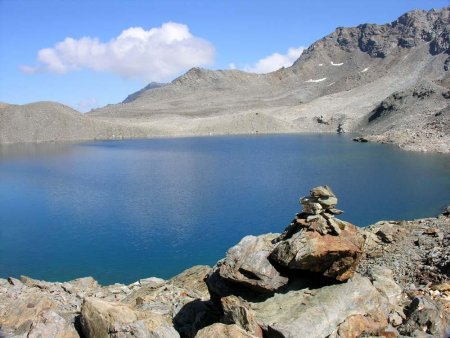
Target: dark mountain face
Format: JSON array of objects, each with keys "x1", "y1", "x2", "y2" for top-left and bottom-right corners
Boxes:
[
  {"x1": 122, "y1": 82, "x2": 167, "y2": 103},
  {"x1": 295, "y1": 7, "x2": 450, "y2": 64}
]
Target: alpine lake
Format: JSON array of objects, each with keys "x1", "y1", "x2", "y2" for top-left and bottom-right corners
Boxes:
[{"x1": 1, "y1": 134, "x2": 449, "y2": 285}]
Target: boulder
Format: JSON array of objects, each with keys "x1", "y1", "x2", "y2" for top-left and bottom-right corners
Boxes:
[
  {"x1": 368, "y1": 266, "x2": 402, "y2": 306},
  {"x1": 81, "y1": 297, "x2": 179, "y2": 338},
  {"x1": 220, "y1": 295, "x2": 262, "y2": 338},
  {"x1": 124, "y1": 266, "x2": 219, "y2": 338},
  {"x1": 0, "y1": 291, "x2": 57, "y2": 336},
  {"x1": 195, "y1": 323, "x2": 257, "y2": 338},
  {"x1": 249, "y1": 275, "x2": 391, "y2": 338},
  {"x1": 399, "y1": 296, "x2": 450, "y2": 337},
  {"x1": 270, "y1": 223, "x2": 364, "y2": 281},
  {"x1": 169, "y1": 265, "x2": 211, "y2": 300},
  {"x1": 0, "y1": 276, "x2": 106, "y2": 337},
  {"x1": 60, "y1": 276, "x2": 102, "y2": 298},
  {"x1": 20, "y1": 275, "x2": 52, "y2": 290},
  {"x1": 124, "y1": 266, "x2": 211, "y2": 315},
  {"x1": 139, "y1": 277, "x2": 166, "y2": 288},
  {"x1": 352, "y1": 137, "x2": 369, "y2": 143},
  {"x1": 25, "y1": 310, "x2": 79, "y2": 338},
  {"x1": 334, "y1": 310, "x2": 391, "y2": 338},
  {"x1": 214, "y1": 234, "x2": 288, "y2": 293}
]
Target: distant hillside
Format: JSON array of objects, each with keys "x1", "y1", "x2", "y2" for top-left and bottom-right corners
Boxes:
[
  {"x1": 0, "y1": 102, "x2": 153, "y2": 144},
  {"x1": 87, "y1": 6, "x2": 449, "y2": 152},
  {"x1": 122, "y1": 82, "x2": 167, "y2": 103},
  {"x1": 3, "y1": 7, "x2": 449, "y2": 152}
]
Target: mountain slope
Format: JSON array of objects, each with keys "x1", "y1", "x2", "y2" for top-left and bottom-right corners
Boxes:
[
  {"x1": 122, "y1": 82, "x2": 167, "y2": 103},
  {"x1": 86, "y1": 6, "x2": 449, "y2": 152},
  {"x1": 0, "y1": 102, "x2": 154, "y2": 144},
  {"x1": 3, "y1": 7, "x2": 449, "y2": 152}
]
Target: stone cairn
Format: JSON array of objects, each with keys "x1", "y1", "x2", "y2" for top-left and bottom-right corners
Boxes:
[
  {"x1": 276, "y1": 185, "x2": 349, "y2": 242},
  {"x1": 299, "y1": 185, "x2": 346, "y2": 235}
]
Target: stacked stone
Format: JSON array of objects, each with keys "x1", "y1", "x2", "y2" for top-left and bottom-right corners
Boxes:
[{"x1": 298, "y1": 185, "x2": 347, "y2": 235}]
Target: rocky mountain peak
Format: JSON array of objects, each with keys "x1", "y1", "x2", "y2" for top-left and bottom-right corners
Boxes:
[
  {"x1": 171, "y1": 67, "x2": 210, "y2": 85},
  {"x1": 122, "y1": 82, "x2": 166, "y2": 103},
  {"x1": 295, "y1": 6, "x2": 449, "y2": 64}
]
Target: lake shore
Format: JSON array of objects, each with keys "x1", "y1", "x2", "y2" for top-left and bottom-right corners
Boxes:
[
  {"x1": 1, "y1": 108, "x2": 449, "y2": 154},
  {"x1": 1, "y1": 187, "x2": 449, "y2": 338},
  {"x1": 1, "y1": 101, "x2": 449, "y2": 154}
]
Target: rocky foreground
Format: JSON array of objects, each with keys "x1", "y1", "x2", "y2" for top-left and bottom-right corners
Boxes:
[{"x1": 1, "y1": 186, "x2": 449, "y2": 338}]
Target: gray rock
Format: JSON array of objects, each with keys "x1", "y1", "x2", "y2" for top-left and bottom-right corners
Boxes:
[
  {"x1": 0, "y1": 291, "x2": 56, "y2": 335},
  {"x1": 139, "y1": 277, "x2": 166, "y2": 288},
  {"x1": 25, "y1": 310, "x2": 79, "y2": 338},
  {"x1": 69, "y1": 277, "x2": 99, "y2": 290},
  {"x1": 358, "y1": 215, "x2": 450, "y2": 289},
  {"x1": 169, "y1": 265, "x2": 211, "y2": 300},
  {"x1": 6, "y1": 277, "x2": 24, "y2": 288},
  {"x1": 124, "y1": 266, "x2": 218, "y2": 338},
  {"x1": 81, "y1": 297, "x2": 179, "y2": 338},
  {"x1": 352, "y1": 136, "x2": 369, "y2": 143},
  {"x1": 300, "y1": 199, "x2": 323, "y2": 215},
  {"x1": 249, "y1": 275, "x2": 391, "y2": 338},
  {"x1": 301, "y1": 187, "x2": 338, "y2": 211},
  {"x1": 308, "y1": 214, "x2": 330, "y2": 234},
  {"x1": 389, "y1": 311, "x2": 403, "y2": 327},
  {"x1": 20, "y1": 275, "x2": 51, "y2": 290},
  {"x1": 398, "y1": 37, "x2": 416, "y2": 48},
  {"x1": 220, "y1": 296, "x2": 262, "y2": 337},
  {"x1": 216, "y1": 234, "x2": 288, "y2": 293},
  {"x1": 327, "y1": 217, "x2": 343, "y2": 235},
  {"x1": 329, "y1": 208, "x2": 344, "y2": 215},
  {"x1": 195, "y1": 323, "x2": 257, "y2": 338},
  {"x1": 368, "y1": 266, "x2": 402, "y2": 306},
  {"x1": 399, "y1": 296, "x2": 450, "y2": 338},
  {"x1": 317, "y1": 196, "x2": 338, "y2": 208},
  {"x1": 310, "y1": 185, "x2": 336, "y2": 198}
]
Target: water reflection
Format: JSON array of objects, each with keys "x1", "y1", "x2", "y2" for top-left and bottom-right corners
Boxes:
[{"x1": 0, "y1": 142, "x2": 75, "y2": 159}]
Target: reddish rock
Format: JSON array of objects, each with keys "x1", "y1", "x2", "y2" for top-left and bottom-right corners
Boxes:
[
  {"x1": 215, "y1": 234, "x2": 289, "y2": 293},
  {"x1": 270, "y1": 223, "x2": 365, "y2": 281},
  {"x1": 337, "y1": 310, "x2": 391, "y2": 338}
]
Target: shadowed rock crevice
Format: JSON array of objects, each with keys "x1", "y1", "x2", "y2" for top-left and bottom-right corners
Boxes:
[
  {"x1": 172, "y1": 299, "x2": 221, "y2": 338},
  {"x1": 73, "y1": 315, "x2": 87, "y2": 338}
]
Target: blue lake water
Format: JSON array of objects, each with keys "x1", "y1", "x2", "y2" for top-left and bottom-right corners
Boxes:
[{"x1": 0, "y1": 134, "x2": 449, "y2": 285}]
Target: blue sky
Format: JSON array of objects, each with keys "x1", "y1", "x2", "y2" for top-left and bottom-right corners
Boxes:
[{"x1": 0, "y1": 0, "x2": 448, "y2": 112}]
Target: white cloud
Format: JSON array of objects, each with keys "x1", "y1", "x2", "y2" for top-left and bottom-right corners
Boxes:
[
  {"x1": 240, "y1": 47, "x2": 305, "y2": 74},
  {"x1": 21, "y1": 22, "x2": 215, "y2": 82}
]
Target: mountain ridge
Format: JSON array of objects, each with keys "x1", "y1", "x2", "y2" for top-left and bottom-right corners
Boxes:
[{"x1": 1, "y1": 6, "x2": 449, "y2": 152}]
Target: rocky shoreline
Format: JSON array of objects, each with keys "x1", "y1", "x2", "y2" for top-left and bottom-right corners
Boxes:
[{"x1": 1, "y1": 186, "x2": 449, "y2": 338}]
